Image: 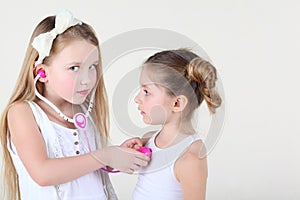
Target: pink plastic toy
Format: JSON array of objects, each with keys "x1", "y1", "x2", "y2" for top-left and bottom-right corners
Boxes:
[
  {"x1": 138, "y1": 147, "x2": 152, "y2": 158},
  {"x1": 38, "y1": 69, "x2": 46, "y2": 78}
]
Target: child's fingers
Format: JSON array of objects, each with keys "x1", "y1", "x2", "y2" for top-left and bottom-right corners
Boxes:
[
  {"x1": 131, "y1": 137, "x2": 143, "y2": 146},
  {"x1": 133, "y1": 143, "x2": 140, "y2": 150},
  {"x1": 134, "y1": 156, "x2": 149, "y2": 167}
]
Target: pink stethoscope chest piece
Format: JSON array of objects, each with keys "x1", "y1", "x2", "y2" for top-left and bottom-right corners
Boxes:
[
  {"x1": 74, "y1": 113, "x2": 87, "y2": 129},
  {"x1": 138, "y1": 146, "x2": 152, "y2": 158}
]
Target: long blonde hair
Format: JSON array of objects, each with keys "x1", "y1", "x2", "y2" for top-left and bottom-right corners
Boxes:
[{"x1": 0, "y1": 15, "x2": 109, "y2": 200}]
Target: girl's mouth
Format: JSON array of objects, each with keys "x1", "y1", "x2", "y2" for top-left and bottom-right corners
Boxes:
[{"x1": 77, "y1": 90, "x2": 89, "y2": 95}]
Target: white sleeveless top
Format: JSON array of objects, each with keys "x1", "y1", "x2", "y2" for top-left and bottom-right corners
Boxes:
[
  {"x1": 132, "y1": 131, "x2": 201, "y2": 200},
  {"x1": 7, "y1": 101, "x2": 107, "y2": 200}
]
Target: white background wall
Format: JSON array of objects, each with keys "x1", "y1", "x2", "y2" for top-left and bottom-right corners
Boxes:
[{"x1": 0, "y1": 0, "x2": 299, "y2": 199}]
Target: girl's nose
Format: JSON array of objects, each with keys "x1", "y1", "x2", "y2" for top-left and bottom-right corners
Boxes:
[
  {"x1": 80, "y1": 77, "x2": 91, "y2": 85},
  {"x1": 79, "y1": 69, "x2": 92, "y2": 85},
  {"x1": 80, "y1": 79, "x2": 89, "y2": 85},
  {"x1": 134, "y1": 93, "x2": 141, "y2": 104}
]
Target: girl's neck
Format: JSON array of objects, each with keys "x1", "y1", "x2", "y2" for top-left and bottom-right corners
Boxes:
[
  {"x1": 155, "y1": 120, "x2": 195, "y2": 148},
  {"x1": 36, "y1": 99, "x2": 77, "y2": 129}
]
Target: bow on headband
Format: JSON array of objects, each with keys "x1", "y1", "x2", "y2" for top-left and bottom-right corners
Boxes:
[{"x1": 32, "y1": 10, "x2": 82, "y2": 66}]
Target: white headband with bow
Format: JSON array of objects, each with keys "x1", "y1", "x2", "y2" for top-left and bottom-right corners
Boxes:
[{"x1": 32, "y1": 10, "x2": 82, "y2": 66}]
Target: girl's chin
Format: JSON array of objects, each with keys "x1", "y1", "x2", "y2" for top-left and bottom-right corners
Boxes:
[
  {"x1": 71, "y1": 101, "x2": 85, "y2": 105},
  {"x1": 143, "y1": 117, "x2": 161, "y2": 125},
  {"x1": 142, "y1": 117, "x2": 152, "y2": 125},
  {"x1": 71, "y1": 97, "x2": 88, "y2": 105}
]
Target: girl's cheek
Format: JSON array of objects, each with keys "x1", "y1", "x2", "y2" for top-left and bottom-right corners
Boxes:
[
  {"x1": 148, "y1": 105, "x2": 168, "y2": 124},
  {"x1": 60, "y1": 77, "x2": 77, "y2": 93},
  {"x1": 88, "y1": 70, "x2": 97, "y2": 85}
]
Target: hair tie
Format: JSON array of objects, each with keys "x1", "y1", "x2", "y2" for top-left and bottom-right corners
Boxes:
[{"x1": 32, "y1": 9, "x2": 82, "y2": 67}]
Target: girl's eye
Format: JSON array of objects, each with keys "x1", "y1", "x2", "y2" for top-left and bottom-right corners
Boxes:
[
  {"x1": 143, "y1": 89, "x2": 150, "y2": 96},
  {"x1": 89, "y1": 64, "x2": 97, "y2": 70},
  {"x1": 70, "y1": 66, "x2": 79, "y2": 71}
]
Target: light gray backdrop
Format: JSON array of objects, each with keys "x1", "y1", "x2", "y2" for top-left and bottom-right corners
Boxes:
[{"x1": 0, "y1": 0, "x2": 299, "y2": 199}]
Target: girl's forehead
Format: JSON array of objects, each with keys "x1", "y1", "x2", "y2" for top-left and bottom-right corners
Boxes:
[
  {"x1": 139, "y1": 73, "x2": 165, "y2": 93},
  {"x1": 52, "y1": 40, "x2": 98, "y2": 65},
  {"x1": 139, "y1": 69, "x2": 156, "y2": 85},
  {"x1": 140, "y1": 70, "x2": 150, "y2": 81},
  {"x1": 139, "y1": 67, "x2": 167, "y2": 88}
]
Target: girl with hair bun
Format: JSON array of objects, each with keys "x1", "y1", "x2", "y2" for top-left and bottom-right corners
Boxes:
[{"x1": 133, "y1": 49, "x2": 222, "y2": 200}]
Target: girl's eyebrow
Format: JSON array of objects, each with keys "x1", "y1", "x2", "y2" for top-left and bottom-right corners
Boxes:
[
  {"x1": 64, "y1": 62, "x2": 82, "y2": 66},
  {"x1": 141, "y1": 83, "x2": 155, "y2": 88},
  {"x1": 64, "y1": 60, "x2": 98, "y2": 67},
  {"x1": 87, "y1": 60, "x2": 99, "y2": 65}
]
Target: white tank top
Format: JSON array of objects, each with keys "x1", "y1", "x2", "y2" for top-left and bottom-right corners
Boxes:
[
  {"x1": 132, "y1": 131, "x2": 201, "y2": 200},
  {"x1": 7, "y1": 101, "x2": 107, "y2": 200}
]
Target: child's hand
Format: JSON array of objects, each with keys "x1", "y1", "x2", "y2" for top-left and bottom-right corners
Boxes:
[
  {"x1": 94, "y1": 146, "x2": 150, "y2": 174},
  {"x1": 121, "y1": 137, "x2": 143, "y2": 150}
]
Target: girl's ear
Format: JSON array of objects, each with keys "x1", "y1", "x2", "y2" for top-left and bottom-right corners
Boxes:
[
  {"x1": 173, "y1": 95, "x2": 188, "y2": 112},
  {"x1": 34, "y1": 64, "x2": 47, "y2": 82}
]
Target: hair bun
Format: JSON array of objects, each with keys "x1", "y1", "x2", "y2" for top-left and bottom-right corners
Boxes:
[
  {"x1": 187, "y1": 57, "x2": 216, "y2": 88},
  {"x1": 187, "y1": 57, "x2": 221, "y2": 113}
]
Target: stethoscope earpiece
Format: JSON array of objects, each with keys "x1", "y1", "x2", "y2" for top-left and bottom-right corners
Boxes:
[{"x1": 37, "y1": 69, "x2": 46, "y2": 78}]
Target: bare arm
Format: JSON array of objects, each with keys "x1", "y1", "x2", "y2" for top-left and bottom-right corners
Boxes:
[
  {"x1": 8, "y1": 102, "x2": 149, "y2": 186},
  {"x1": 174, "y1": 141, "x2": 208, "y2": 200}
]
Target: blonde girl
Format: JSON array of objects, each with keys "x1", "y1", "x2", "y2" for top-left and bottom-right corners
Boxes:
[
  {"x1": 0, "y1": 10, "x2": 149, "y2": 200},
  {"x1": 133, "y1": 49, "x2": 222, "y2": 200}
]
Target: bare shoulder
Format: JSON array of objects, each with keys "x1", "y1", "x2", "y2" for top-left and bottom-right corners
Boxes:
[
  {"x1": 7, "y1": 101, "x2": 38, "y2": 134},
  {"x1": 187, "y1": 140, "x2": 207, "y2": 158},
  {"x1": 8, "y1": 101, "x2": 33, "y2": 120},
  {"x1": 175, "y1": 140, "x2": 208, "y2": 180},
  {"x1": 179, "y1": 140, "x2": 207, "y2": 163}
]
